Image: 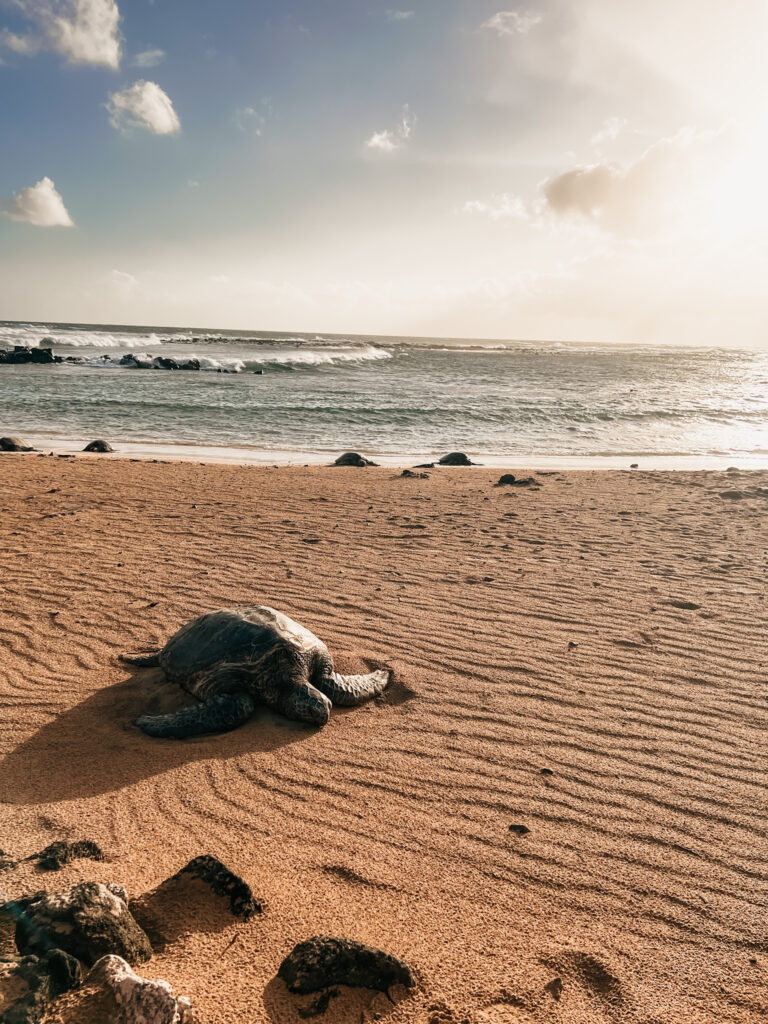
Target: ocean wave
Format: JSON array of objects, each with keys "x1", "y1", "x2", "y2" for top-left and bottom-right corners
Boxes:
[
  {"x1": 0, "y1": 326, "x2": 164, "y2": 349},
  {"x1": 70, "y1": 345, "x2": 392, "y2": 373}
]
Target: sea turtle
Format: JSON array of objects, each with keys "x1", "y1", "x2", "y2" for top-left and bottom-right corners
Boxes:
[{"x1": 121, "y1": 605, "x2": 390, "y2": 738}]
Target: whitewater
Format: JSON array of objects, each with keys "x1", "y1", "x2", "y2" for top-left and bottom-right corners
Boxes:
[{"x1": 1, "y1": 320, "x2": 768, "y2": 467}]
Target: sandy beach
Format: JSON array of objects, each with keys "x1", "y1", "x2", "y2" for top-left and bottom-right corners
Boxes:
[{"x1": 1, "y1": 454, "x2": 767, "y2": 1023}]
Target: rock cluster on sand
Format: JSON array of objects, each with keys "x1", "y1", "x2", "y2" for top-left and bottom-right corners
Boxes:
[
  {"x1": 333, "y1": 452, "x2": 378, "y2": 467},
  {"x1": 277, "y1": 936, "x2": 414, "y2": 994},
  {"x1": 0, "y1": 856, "x2": 257, "y2": 1021},
  {"x1": 494, "y1": 474, "x2": 540, "y2": 487}
]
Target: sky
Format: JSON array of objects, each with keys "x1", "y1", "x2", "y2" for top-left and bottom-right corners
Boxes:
[{"x1": 1, "y1": 0, "x2": 767, "y2": 344}]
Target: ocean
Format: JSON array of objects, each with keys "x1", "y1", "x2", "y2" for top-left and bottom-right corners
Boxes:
[{"x1": 2, "y1": 320, "x2": 768, "y2": 467}]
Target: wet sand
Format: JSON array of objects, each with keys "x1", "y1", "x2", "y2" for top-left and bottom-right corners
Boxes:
[{"x1": 0, "y1": 455, "x2": 767, "y2": 1023}]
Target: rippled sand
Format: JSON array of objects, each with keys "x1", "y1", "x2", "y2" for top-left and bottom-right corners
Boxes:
[{"x1": 1, "y1": 456, "x2": 767, "y2": 1023}]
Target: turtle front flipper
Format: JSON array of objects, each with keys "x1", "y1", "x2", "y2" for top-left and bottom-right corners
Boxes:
[
  {"x1": 316, "y1": 669, "x2": 391, "y2": 706},
  {"x1": 120, "y1": 650, "x2": 162, "y2": 667},
  {"x1": 135, "y1": 692, "x2": 256, "y2": 739}
]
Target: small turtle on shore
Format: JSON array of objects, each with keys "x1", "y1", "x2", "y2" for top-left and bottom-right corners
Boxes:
[{"x1": 121, "y1": 605, "x2": 390, "y2": 738}]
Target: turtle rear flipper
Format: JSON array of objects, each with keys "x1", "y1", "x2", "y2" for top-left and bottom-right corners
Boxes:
[
  {"x1": 135, "y1": 691, "x2": 256, "y2": 738},
  {"x1": 318, "y1": 669, "x2": 390, "y2": 706},
  {"x1": 120, "y1": 650, "x2": 162, "y2": 668}
]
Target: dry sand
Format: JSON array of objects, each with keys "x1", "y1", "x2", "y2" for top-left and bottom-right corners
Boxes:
[{"x1": 0, "y1": 455, "x2": 767, "y2": 1023}]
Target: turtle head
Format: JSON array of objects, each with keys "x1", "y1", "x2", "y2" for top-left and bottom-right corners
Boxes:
[{"x1": 295, "y1": 683, "x2": 332, "y2": 726}]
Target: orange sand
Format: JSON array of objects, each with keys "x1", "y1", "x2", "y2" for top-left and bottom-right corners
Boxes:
[{"x1": 0, "y1": 455, "x2": 767, "y2": 1023}]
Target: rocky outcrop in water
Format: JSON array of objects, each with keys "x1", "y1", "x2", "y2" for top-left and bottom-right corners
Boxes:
[
  {"x1": 277, "y1": 936, "x2": 414, "y2": 994},
  {"x1": 0, "y1": 346, "x2": 60, "y2": 365}
]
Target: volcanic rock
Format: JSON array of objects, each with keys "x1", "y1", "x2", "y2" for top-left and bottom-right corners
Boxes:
[
  {"x1": 8, "y1": 882, "x2": 152, "y2": 967},
  {"x1": 87, "y1": 955, "x2": 196, "y2": 1024},
  {"x1": 277, "y1": 936, "x2": 414, "y2": 994}
]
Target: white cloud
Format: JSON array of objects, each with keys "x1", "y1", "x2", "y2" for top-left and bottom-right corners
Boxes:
[
  {"x1": 1, "y1": 0, "x2": 121, "y2": 67},
  {"x1": 2, "y1": 176, "x2": 74, "y2": 227},
  {"x1": 111, "y1": 268, "x2": 136, "y2": 293},
  {"x1": 107, "y1": 80, "x2": 181, "y2": 135},
  {"x1": 541, "y1": 126, "x2": 736, "y2": 236},
  {"x1": 385, "y1": 9, "x2": 414, "y2": 20},
  {"x1": 462, "y1": 194, "x2": 529, "y2": 220},
  {"x1": 234, "y1": 103, "x2": 268, "y2": 135},
  {"x1": 364, "y1": 104, "x2": 415, "y2": 153},
  {"x1": 131, "y1": 46, "x2": 164, "y2": 68},
  {"x1": 480, "y1": 10, "x2": 542, "y2": 36},
  {"x1": 590, "y1": 116, "x2": 627, "y2": 149}
]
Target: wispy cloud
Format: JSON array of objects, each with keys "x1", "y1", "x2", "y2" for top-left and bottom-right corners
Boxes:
[
  {"x1": 0, "y1": 0, "x2": 121, "y2": 68},
  {"x1": 590, "y1": 116, "x2": 627, "y2": 149},
  {"x1": 480, "y1": 10, "x2": 542, "y2": 36},
  {"x1": 3, "y1": 177, "x2": 74, "y2": 227},
  {"x1": 111, "y1": 268, "x2": 137, "y2": 293},
  {"x1": 364, "y1": 104, "x2": 415, "y2": 153},
  {"x1": 462, "y1": 194, "x2": 529, "y2": 220},
  {"x1": 131, "y1": 46, "x2": 164, "y2": 68},
  {"x1": 107, "y1": 80, "x2": 181, "y2": 135},
  {"x1": 234, "y1": 101, "x2": 271, "y2": 135},
  {"x1": 385, "y1": 9, "x2": 414, "y2": 20}
]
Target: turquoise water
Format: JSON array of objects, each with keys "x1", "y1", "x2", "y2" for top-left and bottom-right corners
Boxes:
[{"x1": 2, "y1": 320, "x2": 768, "y2": 463}]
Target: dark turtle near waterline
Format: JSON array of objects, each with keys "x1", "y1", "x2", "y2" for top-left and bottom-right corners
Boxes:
[
  {"x1": 0, "y1": 436, "x2": 35, "y2": 452},
  {"x1": 83, "y1": 439, "x2": 115, "y2": 453},
  {"x1": 121, "y1": 605, "x2": 390, "y2": 738},
  {"x1": 333, "y1": 452, "x2": 378, "y2": 467},
  {"x1": 438, "y1": 452, "x2": 476, "y2": 466}
]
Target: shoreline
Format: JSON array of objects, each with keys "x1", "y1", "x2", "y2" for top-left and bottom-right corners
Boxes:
[{"x1": 8, "y1": 431, "x2": 768, "y2": 471}]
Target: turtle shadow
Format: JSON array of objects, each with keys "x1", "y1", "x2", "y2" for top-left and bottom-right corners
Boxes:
[{"x1": 0, "y1": 667, "x2": 316, "y2": 806}]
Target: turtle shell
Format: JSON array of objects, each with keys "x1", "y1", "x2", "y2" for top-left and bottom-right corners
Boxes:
[{"x1": 160, "y1": 605, "x2": 325, "y2": 682}]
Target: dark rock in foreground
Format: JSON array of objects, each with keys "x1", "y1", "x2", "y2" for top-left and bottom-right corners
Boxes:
[
  {"x1": 82, "y1": 440, "x2": 115, "y2": 453},
  {"x1": 1, "y1": 950, "x2": 82, "y2": 1024},
  {"x1": 0, "y1": 437, "x2": 35, "y2": 452},
  {"x1": 129, "y1": 856, "x2": 261, "y2": 950},
  {"x1": 87, "y1": 955, "x2": 195, "y2": 1024},
  {"x1": 438, "y1": 452, "x2": 476, "y2": 466},
  {"x1": 278, "y1": 936, "x2": 414, "y2": 994},
  {"x1": 400, "y1": 469, "x2": 429, "y2": 479},
  {"x1": 333, "y1": 452, "x2": 378, "y2": 467},
  {"x1": 166, "y1": 856, "x2": 260, "y2": 920},
  {"x1": 32, "y1": 840, "x2": 105, "y2": 872},
  {"x1": 8, "y1": 881, "x2": 152, "y2": 967},
  {"x1": 495, "y1": 474, "x2": 539, "y2": 487}
]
